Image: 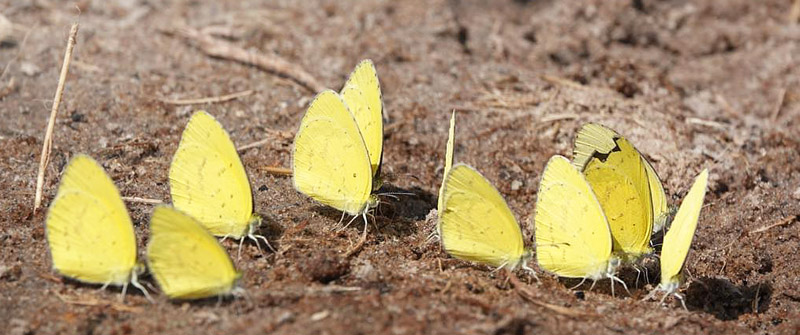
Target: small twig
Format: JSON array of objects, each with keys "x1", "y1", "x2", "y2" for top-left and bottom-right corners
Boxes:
[
  {"x1": 345, "y1": 228, "x2": 369, "y2": 258},
  {"x1": 159, "y1": 89, "x2": 253, "y2": 105},
  {"x1": 790, "y1": 0, "x2": 800, "y2": 23},
  {"x1": 0, "y1": 77, "x2": 16, "y2": 100},
  {"x1": 770, "y1": 88, "x2": 787, "y2": 122},
  {"x1": 305, "y1": 285, "x2": 362, "y2": 294},
  {"x1": 237, "y1": 129, "x2": 294, "y2": 151},
  {"x1": 750, "y1": 215, "x2": 797, "y2": 234},
  {"x1": 508, "y1": 274, "x2": 595, "y2": 318},
  {"x1": 260, "y1": 166, "x2": 292, "y2": 176},
  {"x1": 0, "y1": 24, "x2": 34, "y2": 82},
  {"x1": 170, "y1": 26, "x2": 324, "y2": 92},
  {"x1": 541, "y1": 74, "x2": 584, "y2": 90},
  {"x1": 54, "y1": 292, "x2": 143, "y2": 313},
  {"x1": 539, "y1": 113, "x2": 578, "y2": 123},
  {"x1": 686, "y1": 117, "x2": 728, "y2": 130},
  {"x1": 121, "y1": 196, "x2": 164, "y2": 205},
  {"x1": 33, "y1": 23, "x2": 79, "y2": 213}
]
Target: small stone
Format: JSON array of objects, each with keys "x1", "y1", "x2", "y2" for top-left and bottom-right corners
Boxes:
[
  {"x1": 20, "y1": 62, "x2": 41, "y2": 76},
  {"x1": 510, "y1": 180, "x2": 523, "y2": 191},
  {"x1": 303, "y1": 251, "x2": 349, "y2": 283},
  {"x1": 792, "y1": 186, "x2": 800, "y2": 200}
]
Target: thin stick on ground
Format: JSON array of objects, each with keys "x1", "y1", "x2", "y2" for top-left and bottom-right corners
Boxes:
[
  {"x1": 507, "y1": 274, "x2": 595, "y2": 318},
  {"x1": 121, "y1": 196, "x2": 164, "y2": 205},
  {"x1": 159, "y1": 89, "x2": 254, "y2": 105},
  {"x1": 261, "y1": 166, "x2": 292, "y2": 176},
  {"x1": 33, "y1": 23, "x2": 79, "y2": 213},
  {"x1": 171, "y1": 26, "x2": 324, "y2": 93},
  {"x1": 751, "y1": 215, "x2": 797, "y2": 234},
  {"x1": 770, "y1": 88, "x2": 787, "y2": 122}
]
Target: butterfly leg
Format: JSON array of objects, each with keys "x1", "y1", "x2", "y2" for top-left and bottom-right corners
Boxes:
[
  {"x1": 120, "y1": 282, "x2": 129, "y2": 303},
  {"x1": 674, "y1": 293, "x2": 688, "y2": 310},
  {"x1": 570, "y1": 277, "x2": 588, "y2": 290},
  {"x1": 588, "y1": 279, "x2": 597, "y2": 291},
  {"x1": 610, "y1": 275, "x2": 630, "y2": 296},
  {"x1": 520, "y1": 263, "x2": 540, "y2": 282},
  {"x1": 252, "y1": 234, "x2": 276, "y2": 253},
  {"x1": 130, "y1": 271, "x2": 154, "y2": 303},
  {"x1": 237, "y1": 236, "x2": 246, "y2": 260},
  {"x1": 246, "y1": 235, "x2": 265, "y2": 258}
]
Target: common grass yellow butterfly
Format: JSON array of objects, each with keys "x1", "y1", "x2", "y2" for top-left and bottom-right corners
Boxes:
[
  {"x1": 45, "y1": 154, "x2": 151, "y2": 301},
  {"x1": 439, "y1": 164, "x2": 531, "y2": 271},
  {"x1": 147, "y1": 206, "x2": 241, "y2": 300},
  {"x1": 293, "y1": 60, "x2": 383, "y2": 234},
  {"x1": 534, "y1": 155, "x2": 626, "y2": 294},
  {"x1": 169, "y1": 110, "x2": 272, "y2": 258},
  {"x1": 651, "y1": 169, "x2": 708, "y2": 308},
  {"x1": 572, "y1": 123, "x2": 668, "y2": 262}
]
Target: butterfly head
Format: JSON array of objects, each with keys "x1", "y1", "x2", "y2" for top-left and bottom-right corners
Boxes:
[
  {"x1": 248, "y1": 213, "x2": 263, "y2": 233},
  {"x1": 367, "y1": 194, "x2": 380, "y2": 209}
]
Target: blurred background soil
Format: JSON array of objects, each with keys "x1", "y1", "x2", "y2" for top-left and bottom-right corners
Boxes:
[{"x1": 1, "y1": 0, "x2": 799, "y2": 334}]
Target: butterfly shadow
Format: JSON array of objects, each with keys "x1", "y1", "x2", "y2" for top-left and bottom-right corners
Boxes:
[
  {"x1": 307, "y1": 184, "x2": 434, "y2": 239},
  {"x1": 372, "y1": 184, "x2": 435, "y2": 238},
  {"x1": 55, "y1": 275, "x2": 153, "y2": 303},
  {"x1": 684, "y1": 277, "x2": 772, "y2": 320}
]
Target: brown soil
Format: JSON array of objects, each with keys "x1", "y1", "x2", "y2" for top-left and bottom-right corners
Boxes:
[{"x1": 1, "y1": 0, "x2": 799, "y2": 334}]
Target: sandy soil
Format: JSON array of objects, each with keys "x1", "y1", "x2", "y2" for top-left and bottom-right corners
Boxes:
[{"x1": 1, "y1": 0, "x2": 799, "y2": 334}]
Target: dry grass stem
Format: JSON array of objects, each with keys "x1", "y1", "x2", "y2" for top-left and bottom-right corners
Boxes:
[
  {"x1": 159, "y1": 89, "x2": 253, "y2": 105},
  {"x1": 172, "y1": 26, "x2": 324, "y2": 93},
  {"x1": 33, "y1": 23, "x2": 79, "y2": 213}
]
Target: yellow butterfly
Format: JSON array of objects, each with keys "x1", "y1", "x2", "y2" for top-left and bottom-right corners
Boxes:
[
  {"x1": 534, "y1": 155, "x2": 626, "y2": 294},
  {"x1": 147, "y1": 206, "x2": 241, "y2": 300},
  {"x1": 572, "y1": 123, "x2": 668, "y2": 261},
  {"x1": 293, "y1": 60, "x2": 384, "y2": 231},
  {"x1": 439, "y1": 164, "x2": 530, "y2": 270},
  {"x1": 45, "y1": 155, "x2": 150, "y2": 301},
  {"x1": 436, "y1": 110, "x2": 456, "y2": 235},
  {"x1": 652, "y1": 169, "x2": 708, "y2": 308},
  {"x1": 169, "y1": 111, "x2": 272, "y2": 258}
]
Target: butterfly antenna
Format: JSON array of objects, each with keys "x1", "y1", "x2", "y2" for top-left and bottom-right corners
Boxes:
[{"x1": 130, "y1": 271, "x2": 154, "y2": 303}]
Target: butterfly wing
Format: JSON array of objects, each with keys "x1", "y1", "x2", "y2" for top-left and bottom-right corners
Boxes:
[
  {"x1": 340, "y1": 59, "x2": 383, "y2": 178},
  {"x1": 169, "y1": 111, "x2": 254, "y2": 238},
  {"x1": 440, "y1": 164, "x2": 525, "y2": 268},
  {"x1": 572, "y1": 123, "x2": 618, "y2": 170},
  {"x1": 437, "y1": 111, "x2": 457, "y2": 215},
  {"x1": 147, "y1": 206, "x2": 240, "y2": 300},
  {"x1": 582, "y1": 137, "x2": 654, "y2": 257},
  {"x1": 534, "y1": 155, "x2": 612, "y2": 278},
  {"x1": 644, "y1": 159, "x2": 669, "y2": 233},
  {"x1": 45, "y1": 155, "x2": 136, "y2": 285},
  {"x1": 660, "y1": 169, "x2": 708, "y2": 287},
  {"x1": 293, "y1": 90, "x2": 374, "y2": 215}
]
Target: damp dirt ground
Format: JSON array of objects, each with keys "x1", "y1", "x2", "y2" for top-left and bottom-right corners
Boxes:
[{"x1": 1, "y1": 1, "x2": 799, "y2": 334}]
